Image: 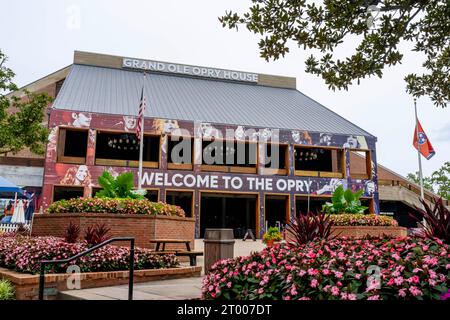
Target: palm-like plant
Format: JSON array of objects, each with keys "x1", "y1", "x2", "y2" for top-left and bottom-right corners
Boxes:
[
  {"x1": 412, "y1": 197, "x2": 450, "y2": 244},
  {"x1": 84, "y1": 223, "x2": 111, "y2": 246},
  {"x1": 95, "y1": 171, "x2": 145, "y2": 199},
  {"x1": 322, "y1": 185, "x2": 368, "y2": 214},
  {"x1": 64, "y1": 221, "x2": 80, "y2": 243},
  {"x1": 285, "y1": 211, "x2": 335, "y2": 246}
]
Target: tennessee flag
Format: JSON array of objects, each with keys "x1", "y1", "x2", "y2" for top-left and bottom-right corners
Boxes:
[{"x1": 413, "y1": 120, "x2": 435, "y2": 160}]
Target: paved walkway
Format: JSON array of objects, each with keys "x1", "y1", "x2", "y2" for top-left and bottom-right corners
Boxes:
[
  {"x1": 193, "y1": 238, "x2": 265, "y2": 275},
  {"x1": 59, "y1": 239, "x2": 266, "y2": 300}
]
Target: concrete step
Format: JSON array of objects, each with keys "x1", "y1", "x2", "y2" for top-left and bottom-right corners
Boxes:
[
  {"x1": 58, "y1": 290, "x2": 115, "y2": 300},
  {"x1": 58, "y1": 277, "x2": 204, "y2": 300}
]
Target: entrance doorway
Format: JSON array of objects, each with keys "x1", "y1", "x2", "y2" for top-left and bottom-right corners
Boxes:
[
  {"x1": 200, "y1": 193, "x2": 257, "y2": 239},
  {"x1": 265, "y1": 195, "x2": 289, "y2": 230}
]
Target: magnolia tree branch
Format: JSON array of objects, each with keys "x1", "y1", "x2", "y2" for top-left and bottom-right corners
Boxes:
[{"x1": 219, "y1": 0, "x2": 449, "y2": 107}]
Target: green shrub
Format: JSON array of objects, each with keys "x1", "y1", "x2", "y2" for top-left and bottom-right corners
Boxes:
[
  {"x1": 96, "y1": 171, "x2": 145, "y2": 199},
  {"x1": 47, "y1": 198, "x2": 185, "y2": 217},
  {"x1": 322, "y1": 185, "x2": 368, "y2": 214},
  {"x1": 0, "y1": 279, "x2": 14, "y2": 300}
]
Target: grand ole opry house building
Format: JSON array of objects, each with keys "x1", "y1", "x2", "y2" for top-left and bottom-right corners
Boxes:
[{"x1": 4, "y1": 51, "x2": 444, "y2": 239}]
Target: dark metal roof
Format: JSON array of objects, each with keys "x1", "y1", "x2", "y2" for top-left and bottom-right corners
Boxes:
[{"x1": 52, "y1": 64, "x2": 375, "y2": 137}]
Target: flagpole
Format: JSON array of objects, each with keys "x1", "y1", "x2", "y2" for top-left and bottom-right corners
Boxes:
[
  {"x1": 138, "y1": 73, "x2": 146, "y2": 190},
  {"x1": 414, "y1": 98, "x2": 425, "y2": 200}
]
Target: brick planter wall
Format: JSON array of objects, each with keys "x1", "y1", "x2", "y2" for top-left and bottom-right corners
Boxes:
[
  {"x1": 31, "y1": 213, "x2": 195, "y2": 250},
  {"x1": 285, "y1": 226, "x2": 407, "y2": 242},
  {"x1": 0, "y1": 266, "x2": 201, "y2": 300},
  {"x1": 330, "y1": 226, "x2": 407, "y2": 238}
]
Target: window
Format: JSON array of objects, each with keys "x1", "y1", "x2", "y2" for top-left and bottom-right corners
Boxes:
[
  {"x1": 262, "y1": 144, "x2": 288, "y2": 175},
  {"x1": 166, "y1": 191, "x2": 193, "y2": 217},
  {"x1": 53, "y1": 186, "x2": 84, "y2": 202},
  {"x1": 295, "y1": 196, "x2": 328, "y2": 215},
  {"x1": 55, "y1": 78, "x2": 65, "y2": 97},
  {"x1": 145, "y1": 189, "x2": 159, "y2": 202},
  {"x1": 361, "y1": 199, "x2": 371, "y2": 213},
  {"x1": 57, "y1": 128, "x2": 88, "y2": 164},
  {"x1": 201, "y1": 140, "x2": 257, "y2": 173},
  {"x1": 167, "y1": 136, "x2": 194, "y2": 170},
  {"x1": 95, "y1": 131, "x2": 160, "y2": 167},
  {"x1": 294, "y1": 146, "x2": 344, "y2": 178},
  {"x1": 350, "y1": 150, "x2": 372, "y2": 179}
]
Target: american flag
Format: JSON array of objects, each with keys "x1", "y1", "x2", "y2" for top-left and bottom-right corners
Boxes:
[{"x1": 136, "y1": 86, "x2": 146, "y2": 141}]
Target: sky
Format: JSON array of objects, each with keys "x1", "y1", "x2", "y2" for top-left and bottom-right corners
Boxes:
[{"x1": 1, "y1": 0, "x2": 449, "y2": 178}]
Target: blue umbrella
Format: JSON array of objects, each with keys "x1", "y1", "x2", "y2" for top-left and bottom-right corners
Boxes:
[{"x1": 0, "y1": 176, "x2": 26, "y2": 199}]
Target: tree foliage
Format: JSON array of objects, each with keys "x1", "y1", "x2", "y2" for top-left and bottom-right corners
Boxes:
[
  {"x1": 219, "y1": 0, "x2": 450, "y2": 107},
  {"x1": 407, "y1": 161, "x2": 450, "y2": 200},
  {"x1": 0, "y1": 50, "x2": 52, "y2": 156},
  {"x1": 406, "y1": 171, "x2": 435, "y2": 192}
]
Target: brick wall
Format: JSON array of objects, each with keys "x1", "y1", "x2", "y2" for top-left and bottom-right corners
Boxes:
[
  {"x1": 32, "y1": 213, "x2": 195, "y2": 250},
  {"x1": 0, "y1": 266, "x2": 201, "y2": 300},
  {"x1": 285, "y1": 226, "x2": 407, "y2": 242},
  {"x1": 331, "y1": 226, "x2": 407, "y2": 238}
]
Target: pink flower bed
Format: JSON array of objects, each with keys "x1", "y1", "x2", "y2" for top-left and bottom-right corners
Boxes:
[
  {"x1": 202, "y1": 237, "x2": 450, "y2": 300},
  {"x1": 0, "y1": 235, "x2": 179, "y2": 274},
  {"x1": 329, "y1": 214, "x2": 398, "y2": 227}
]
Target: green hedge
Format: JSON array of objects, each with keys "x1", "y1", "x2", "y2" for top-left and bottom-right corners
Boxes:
[{"x1": 46, "y1": 198, "x2": 185, "y2": 217}]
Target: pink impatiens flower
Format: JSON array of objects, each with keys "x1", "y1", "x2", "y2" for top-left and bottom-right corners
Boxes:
[
  {"x1": 409, "y1": 286, "x2": 423, "y2": 297},
  {"x1": 398, "y1": 289, "x2": 407, "y2": 297},
  {"x1": 331, "y1": 286, "x2": 340, "y2": 296},
  {"x1": 394, "y1": 277, "x2": 404, "y2": 286},
  {"x1": 407, "y1": 276, "x2": 420, "y2": 284},
  {"x1": 290, "y1": 285, "x2": 298, "y2": 296},
  {"x1": 307, "y1": 268, "x2": 318, "y2": 276}
]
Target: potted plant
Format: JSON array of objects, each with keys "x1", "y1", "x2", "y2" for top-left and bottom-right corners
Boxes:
[{"x1": 263, "y1": 227, "x2": 283, "y2": 246}]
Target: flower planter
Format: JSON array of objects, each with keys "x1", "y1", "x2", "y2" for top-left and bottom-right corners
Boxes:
[
  {"x1": 285, "y1": 226, "x2": 407, "y2": 243},
  {"x1": 0, "y1": 266, "x2": 201, "y2": 300},
  {"x1": 330, "y1": 226, "x2": 407, "y2": 238},
  {"x1": 31, "y1": 213, "x2": 195, "y2": 250},
  {"x1": 264, "y1": 240, "x2": 274, "y2": 247},
  {"x1": 264, "y1": 240, "x2": 282, "y2": 247}
]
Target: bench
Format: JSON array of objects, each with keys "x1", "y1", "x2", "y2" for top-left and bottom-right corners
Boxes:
[{"x1": 151, "y1": 250, "x2": 203, "y2": 266}]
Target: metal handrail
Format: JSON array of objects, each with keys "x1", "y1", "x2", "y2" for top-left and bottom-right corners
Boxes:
[{"x1": 38, "y1": 237, "x2": 135, "y2": 300}]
